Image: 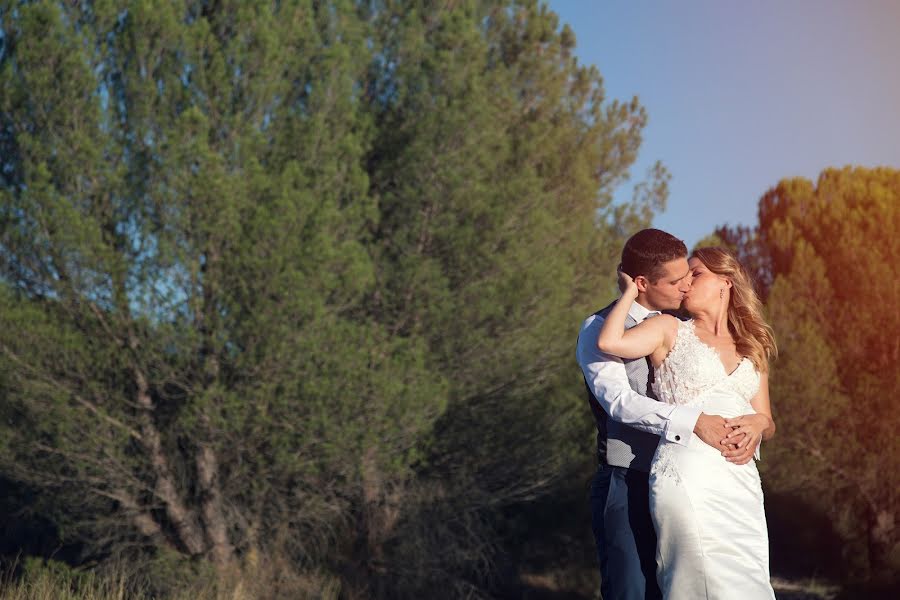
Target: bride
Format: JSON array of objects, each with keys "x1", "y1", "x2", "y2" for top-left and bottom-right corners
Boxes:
[{"x1": 597, "y1": 247, "x2": 778, "y2": 599}]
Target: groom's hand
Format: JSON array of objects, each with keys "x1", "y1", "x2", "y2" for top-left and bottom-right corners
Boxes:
[
  {"x1": 722, "y1": 433, "x2": 747, "y2": 464},
  {"x1": 693, "y1": 413, "x2": 731, "y2": 450},
  {"x1": 721, "y1": 433, "x2": 757, "y2": 465},
  {"x1": 722, "y1": 430, "x2": 746, "y2": 451}
]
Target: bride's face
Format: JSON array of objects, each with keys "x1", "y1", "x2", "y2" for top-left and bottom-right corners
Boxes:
[{"x1": 682, "y1": 257, "x2": 729, "y2": 313}]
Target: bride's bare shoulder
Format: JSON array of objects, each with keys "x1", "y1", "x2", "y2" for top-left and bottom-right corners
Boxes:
[
  {"x1": 651, "y1": 314, "x2": 681, "y2": 332},
  {"x1": 654, "y1": 314, "x2": 683, "y2": 347}
]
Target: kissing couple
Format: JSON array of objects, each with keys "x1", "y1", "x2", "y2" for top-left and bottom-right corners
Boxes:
[{"x1": 576, "y1": 228, "x2": 778, "y2": 600}]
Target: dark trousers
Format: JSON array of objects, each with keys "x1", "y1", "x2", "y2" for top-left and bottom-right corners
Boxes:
[{"x1": 590, "y1": 464, "x2": 661, "y2": 600}]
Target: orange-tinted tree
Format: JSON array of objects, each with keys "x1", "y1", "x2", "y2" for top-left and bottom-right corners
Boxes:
[{"x1": 720, "y1": 167, "x2": 900, "y2": 577}]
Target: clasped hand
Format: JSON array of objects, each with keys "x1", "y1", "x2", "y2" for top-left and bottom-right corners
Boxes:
[
  {"x1": 694, "y1": 413, "x2": 760, "y2": 465},
  {"x1": 721, "y1": 414, "x2": 768, "y2": 464}
]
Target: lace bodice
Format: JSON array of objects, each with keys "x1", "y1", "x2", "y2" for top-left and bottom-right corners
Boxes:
[
  {"x1": 650, "y1": 320, "x2": 763, "y2": 482},
  {"x1": 653, "y1": 319, "x2": 760, "y2": 406}
]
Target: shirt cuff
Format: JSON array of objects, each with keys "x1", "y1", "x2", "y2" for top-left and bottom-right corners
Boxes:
[{"x1": 663, "y1": 405, "x2": 702, "y2": 446}]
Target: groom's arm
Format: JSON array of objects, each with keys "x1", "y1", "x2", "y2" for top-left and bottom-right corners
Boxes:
[{"x1": 577, "y1": 313, "x2": 699, "y2": 445}]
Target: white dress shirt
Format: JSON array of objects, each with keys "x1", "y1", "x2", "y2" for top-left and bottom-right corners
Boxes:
[{"x1": 576, "y1": 300, "x2": 700, "y2": 446}]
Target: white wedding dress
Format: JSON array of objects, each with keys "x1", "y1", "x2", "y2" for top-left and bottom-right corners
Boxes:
[{"x1": 649, "y1": 319, "x2": 774, "y2": 599}]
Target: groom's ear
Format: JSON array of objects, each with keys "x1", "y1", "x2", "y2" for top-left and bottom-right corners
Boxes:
[{"x1": 634, "y1": 275, "x2": 650, "y2": 292}]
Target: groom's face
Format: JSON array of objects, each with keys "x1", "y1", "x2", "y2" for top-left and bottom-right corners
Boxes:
[{"x1": 640, "y1": 257, "x2": 691, "y2": 311}]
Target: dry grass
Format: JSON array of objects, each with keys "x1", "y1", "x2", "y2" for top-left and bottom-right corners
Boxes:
[
  {"x1": 516, "y1": 571, "x2": 844, "y2": 600},
  {"x1": 770, "y1": 576, "x2": 841, "y2": 600},
  {"x1": 0, "y1": 569, "x2": 138, "y2": 600},
  {"x1": 1, "y1": 560, "x2": 855, "y2": 600},
  {"x1": 0, "y1": 558, "x2": 342, "y2": 600}
]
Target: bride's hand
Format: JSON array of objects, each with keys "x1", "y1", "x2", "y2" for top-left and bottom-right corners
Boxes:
[
  {"x1": 617, "y1": 265, "x2": 639, "y2": 298},
  {"x1": 723, "y1": 414, "x2": 769, "y2": 451},
  {"x1": 722, "y1": 432, "x2": 744, "y2": 452}
]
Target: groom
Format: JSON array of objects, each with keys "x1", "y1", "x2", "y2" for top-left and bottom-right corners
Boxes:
[{"x1": 575, "y1": 229, "x2": 756, "y2": 600}]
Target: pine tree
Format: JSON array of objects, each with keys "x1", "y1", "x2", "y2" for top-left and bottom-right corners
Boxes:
[
  {"x1": 0, "y1": 0, "x2": 402, "y2": 569},
  {"x1": 710, "y1": 167, "x2": 900, "y2": 577},
  {"x1": 359, "y1": 1, "x2": 665, "y2": 593},
  {"x1": 0, "y1": 1, "x2": 664, "y2": 594}
]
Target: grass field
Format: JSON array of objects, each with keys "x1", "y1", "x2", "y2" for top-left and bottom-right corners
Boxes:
[{"x1": 0, "y1": 562, "x2": 850, "y2": 600}]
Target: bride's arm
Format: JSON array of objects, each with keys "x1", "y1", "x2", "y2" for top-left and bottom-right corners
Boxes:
[
  {"x1": 749, "y1": 372, "x2": 776, "y2": 440},
  {"x1": 597, "y1": 271, "x2": 676, "y2": 360},
  {"x1": 723, "y1": 372, "x2": 776, "y2": 460}
]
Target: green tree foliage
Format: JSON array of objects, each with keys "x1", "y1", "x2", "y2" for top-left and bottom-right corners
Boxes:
[
  {"x1": 0, "y1": 1, "x2": 661, "y2": 596},
  {"x1": 0, "y1": 0, "x2": 400, "y2": 573},
  {"x1": 361, "y1": 3, "x2": 665, "y2": 593},
  {"x1": 716, "y1": 167, "x2": 900, "y2": 577}
]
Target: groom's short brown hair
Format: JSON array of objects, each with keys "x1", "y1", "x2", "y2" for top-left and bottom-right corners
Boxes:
[{"x1": 621, "y1": 228, "x2": 688, "y2": 283}]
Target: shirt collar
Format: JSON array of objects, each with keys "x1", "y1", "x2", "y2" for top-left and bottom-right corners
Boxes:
[{"x1": 628, "y1": 300, "x2": 660, "y2": 323}]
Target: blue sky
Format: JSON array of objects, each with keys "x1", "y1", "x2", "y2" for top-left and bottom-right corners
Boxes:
[{"x1": 548, "y1": 0, "x2": 900, "y2": 247}]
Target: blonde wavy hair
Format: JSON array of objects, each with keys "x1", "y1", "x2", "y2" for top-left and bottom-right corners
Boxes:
[{"x1": 691, "y1": 247, "x2": 777, "y2": 372}]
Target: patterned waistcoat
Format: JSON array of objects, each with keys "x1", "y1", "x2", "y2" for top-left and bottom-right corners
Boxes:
[{"x1": 584, "y1": 303, "x2": 661, "y2": 472}]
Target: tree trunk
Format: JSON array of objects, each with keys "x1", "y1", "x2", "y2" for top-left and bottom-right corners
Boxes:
[
  {"x1": 866, "y1": 505, "x2": 896, "y2": 573},
  {"x1": 197, "y1": 443, "x2": 234, "y2": 565},
  {"x1": 112, "y1": 488, "x2": 175, "y2": 550},
  {"x1": 133, "y1": 363, "x2": 206, "y2": 556},
  {"x1": 192, "y1": 245, "x2": 234, "y2": 565}
]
